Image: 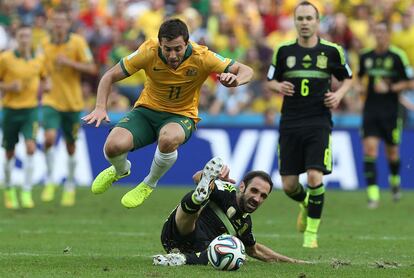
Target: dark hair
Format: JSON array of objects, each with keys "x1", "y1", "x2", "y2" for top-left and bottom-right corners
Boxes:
[
  {"x1": 53, "y1": 5, "x2": 71, "y2": 19},
  {"x1": 17, "y1": 24, "x2": 32, "y2": 30},
  {"x1": 242, "y1": 170, "x2": 273, "y2": 193},
  {"x1": 294, "y1": 1, "x2": 319, "y2": 19},
  {"x1": 158, "y1": 18, "x2": 189, "y2": 43}
]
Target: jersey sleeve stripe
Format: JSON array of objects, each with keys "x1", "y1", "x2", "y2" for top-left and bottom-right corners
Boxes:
[
  {"x1": 389, "y1": 45, "x2": 410, "y2": 66},
  {"x1": 119, "y1": 59, "x2": 131, "y2": 77},
  {"x1": 320, "y1": 39, "x2": 346, "y2": 65},
  {"x1": 272, "y1": 39, "x2": 296, "y2": 65},
  {"x1": 224, "y1": 59, "x2": 235, "y2": 73}
]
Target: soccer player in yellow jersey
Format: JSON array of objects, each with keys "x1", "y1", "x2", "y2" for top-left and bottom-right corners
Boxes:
[
  {"x1": 83, "y1": 19, "x2": 253, "y2": 208},
  {"x1": 0, "y1": 25, "x2": 49, "y2": 209},
  {"x1": 40, "y1": 7, "x2": 97, "y2": 206}
]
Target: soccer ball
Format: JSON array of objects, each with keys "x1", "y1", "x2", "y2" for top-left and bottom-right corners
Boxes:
[{"x1": 207, "y1": 234, "x2": 246, "y2": 271}]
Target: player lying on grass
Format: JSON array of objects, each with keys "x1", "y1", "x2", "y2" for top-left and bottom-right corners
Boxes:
[{"x1": 153, "y1": 157, "x2": 308, "y2": 266}]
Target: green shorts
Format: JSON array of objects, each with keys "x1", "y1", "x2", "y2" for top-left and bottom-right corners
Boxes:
[
  {"x1": 2, "y1": 107, "x2": 39, "y2": 151},
  {"x1": 42, "y1": 106, "x2": 81, "y2": 143},
  {"x1": 116, "y1": 107, "x2": 196, "y2": 150}
]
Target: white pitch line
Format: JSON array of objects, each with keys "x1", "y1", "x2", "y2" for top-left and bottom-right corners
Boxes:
[
  {"x1": 5, "y1": 229, "x2": 414, "y2": 241},
  {"x1": 0, "y1": 252, "x2": 150, "y2": 258}
]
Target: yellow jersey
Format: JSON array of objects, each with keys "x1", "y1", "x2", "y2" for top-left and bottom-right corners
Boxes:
[
  {"x1": 0, "y1": 50, "x2": 46, "y2": 109},
  {"x1": 121, "y1": 39, "x2": 233, "y2": 123},
  {"x1": 41, "y1": 33, "x2": 94, "y2": 112}
]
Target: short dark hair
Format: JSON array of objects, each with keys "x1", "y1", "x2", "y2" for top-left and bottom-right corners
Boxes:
[
  {"x1": 158, "y1": 18, "x2": 189, "y2": 43},
  {"x1": 242, "y1": 170, "x2": 273, "y2": 193},
  {"x1": 294, "y1": 1, "x2": 319, "y2": 19}
]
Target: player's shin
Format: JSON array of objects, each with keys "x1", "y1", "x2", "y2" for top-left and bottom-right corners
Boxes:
[
  {"x1": 304, "y1": 184, "x2": 324, "y2": 248},
  {"x1": 285, "y1": 183, "x2": 307, "y2": 203},
  {"x1": 182, "y1": 191, "x2": 204, "y2": 213},
  {"x1": 105, "y1": 150, "x2": 130, "y2": 176},
  {"x1": 388, "y1": 159, "x2": 401, "y2": 201},
  {"x1": 364, "y1": 156, "x2": 379, "y2": 205},
  {"x1": 143, "y1": 146, "x2": 178, "y2": 188}
]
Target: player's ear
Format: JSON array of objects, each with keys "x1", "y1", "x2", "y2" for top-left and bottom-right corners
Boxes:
[{"x1": 239, "y1": 182, "x2": 246, "y2": 193}]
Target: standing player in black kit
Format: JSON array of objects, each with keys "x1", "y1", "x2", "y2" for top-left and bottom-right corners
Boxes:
[
  {"x1": 267, "y1": 1, "x2": 353, "y2": 248},
  {"x1": 358, "y1": 21, "x2": 412, "y2": 208}
]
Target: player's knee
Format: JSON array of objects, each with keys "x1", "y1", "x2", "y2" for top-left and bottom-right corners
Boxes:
[
  {"x1": 307, "y1": 170, "x2": 323, "y2": 186},
  {"x1": 104, "y1": 140, "x2": 129, "y2": 157},
  {"x1": 282, "y1": 182, "x2": 297, "y2": 193},
  {"x1": 158, "y1": 136, "x2": 181, "y2": 153}
]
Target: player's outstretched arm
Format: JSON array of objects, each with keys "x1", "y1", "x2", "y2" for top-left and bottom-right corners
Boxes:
[
  {"x1": 82, "y1": 63, "x2": 128, "y2": 127},
  {"x1": 246, "y1": 243, "x2": 309, "y2": 263},
  {"x1": 218, "y1": 61, "x2": 253, "y2": 87}
]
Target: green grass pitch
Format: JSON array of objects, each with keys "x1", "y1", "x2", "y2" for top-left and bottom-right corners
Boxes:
[{"x1": 1, "y1": 186, "x2": 413, "y2": 277}]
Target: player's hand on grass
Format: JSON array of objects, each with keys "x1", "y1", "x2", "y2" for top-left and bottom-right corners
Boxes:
[
  {"x1": 324, "y1": 91, "x2": 341, "y2": 109},
  {"x1": 276, "y1": 81, "x2": 295, "y2": 96},
  {"x1": 82, "y1": 107, "x2": 110, "y2": 127},
  {"x1": 218, "y1": 73, "x2": 239, "y2": 87}
]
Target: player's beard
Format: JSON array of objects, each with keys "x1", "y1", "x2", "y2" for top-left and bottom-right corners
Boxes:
[{"x1": 240, "y1": 194, "x2": 259, "y2": 213}]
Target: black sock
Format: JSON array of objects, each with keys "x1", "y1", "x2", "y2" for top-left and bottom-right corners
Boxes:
[
  {"x1": 184, "y1": 250, "x2": 209, "y2": 265},
  {"x1": 285, "y1": 183, "x2": 306, "y2": 202},
  {"x1": 388, "y1": 159, "x2": 400, "y2": 176},
  {"x1": 364, "y1": 156, "x2": 377, "y2": 186},
  {"x1": 180, "y1": 191, "x2": 203, "y2": 214},
  {"x1": 307, "y1": 183, "x2": 325, "y2": 219}
]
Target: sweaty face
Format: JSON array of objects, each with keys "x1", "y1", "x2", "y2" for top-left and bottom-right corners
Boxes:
[
  {"x1": 294, "y1": 5, "x2": 319, "y2": 39},
  {"x1": 160, "y1": 36, "x2": 188, "y2": 69},
  {"x1": 239, "y1": 177, "x2": 271, "y2": 213}
]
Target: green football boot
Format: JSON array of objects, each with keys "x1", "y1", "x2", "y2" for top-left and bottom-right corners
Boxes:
[
  {"x1": 61, "y1": 190, "x2": 76, "y2": 207},
  {"x1": 91, "y1": 165, "x2": 130, "y2": 194},
  {"x1": 41, "y1": 183, "x2": 58, "y2": 202},
  {"x1": 303, "y1": 231, "x2": 318, "y2": 248},
  {"x1": 297, "y1": 193, "x2": 309, "y2": 233},
  {"x1": 4, "y1": 188, "x2": 19, "y2": 209},
  {"x1": 21, "y1": 190, "x2": 34, "y2": 208},
  {"x1": 121, "y1": 182, "x2": 154, "y2": 208}
]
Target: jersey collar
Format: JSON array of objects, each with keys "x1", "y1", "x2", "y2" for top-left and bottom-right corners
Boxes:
[
  {"x1": 14, "y1": 49, "x2": 35, "y2": 60},
  {"x1": 157, "y1": 42, "x2": 193, "y2": 67},
  {"x1": 51, "y1": 33, "x2": 71, "y2": 44}
]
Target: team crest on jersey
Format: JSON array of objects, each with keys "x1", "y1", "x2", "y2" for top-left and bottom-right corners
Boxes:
[
  {"x1": 316, "y1": 53, "x2": 328, "y2": 69},
  {"x1": 365, "y1": 58, "x2": 373, "y2": 69},
  {"x1": 384, "y1": 57, "x2": 393, "y2": 69},
  {"x1": 185, "y1": 68, "x2": 198, "y2": 76},
  {"x1": 226, "y1": 207, "x2": 236, "y2": 218},
  {"x1": 286, "y1": 56, "x2": 296, "y2": 68},
  {"x1": 302, "y1": 55, "x2": 312, "y2": 68}
]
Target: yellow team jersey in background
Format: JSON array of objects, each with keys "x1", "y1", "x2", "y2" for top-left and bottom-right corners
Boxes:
[
  {"x1": 121, "y1": 39, "x2": 233, "y2": 123},
  {"x1": 41, "y1": 33, "x2": 93, "y2": 112},
  {"x1": 0, "y1": 50, "x2": 46, "y2": 109}
]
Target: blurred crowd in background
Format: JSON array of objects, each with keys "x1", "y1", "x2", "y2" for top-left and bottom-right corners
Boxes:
[{"x1": 1, "y1": 0, "x2": 414, "y2": 125}]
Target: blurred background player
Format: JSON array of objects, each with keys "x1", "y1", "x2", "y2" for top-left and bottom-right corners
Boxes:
[
  {"x1": 83, "y1": 19, "x2": 253, "y2": 208},
  {"x1": 267, "y1": 1, "x2": 353, "y2": 248},
  {"x1": 0, "y1": 25, "x2": 49, "y2": 209},
  {"x1": 357, "y1": 21, "x2": 413, "y2": 209},
  {"x1": 153, "y1": 157, "x2": 306, "y2": 266},
  {"x1": 40, "y1": 6, "x2": 97, "y2": 206}
]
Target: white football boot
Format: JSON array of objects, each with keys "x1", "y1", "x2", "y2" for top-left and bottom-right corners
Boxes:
[
  {"x1": 193, "y1": 157, "x2": 224, "y2": 203},
  {"x1": 153, "y1": 253, "x2": 186, "y2": 266}
]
